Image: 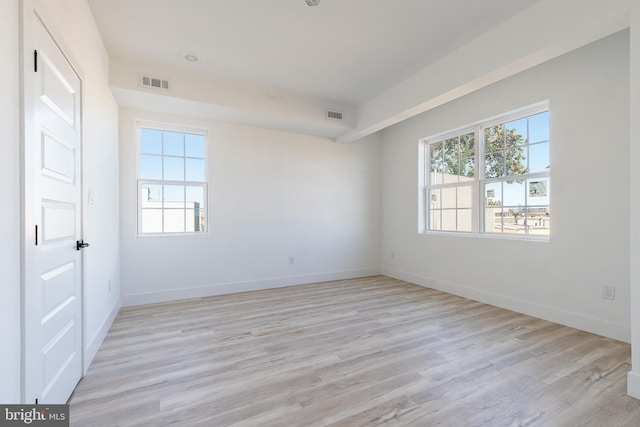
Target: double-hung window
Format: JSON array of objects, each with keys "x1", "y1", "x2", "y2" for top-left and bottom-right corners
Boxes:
[
  {"x1": 426, "y1": 131, "x2": 476, "y2": 232},
  {"x1": 421, "y1": 104, "x2": 550, "y2": 238},
  {"x1": 137, "y1": 122, "x2": 208, "y2": 235}
]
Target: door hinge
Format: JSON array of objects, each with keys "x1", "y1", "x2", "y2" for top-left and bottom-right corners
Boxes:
[
  {"x1": 35, "y1": 225, "x2": 38, "y2": 246},
  {"x1": 34, "y1": 50, "x2": 38, "y2": 72}
]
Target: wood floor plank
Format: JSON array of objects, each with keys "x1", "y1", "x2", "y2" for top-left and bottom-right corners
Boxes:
[{"x1": 69, "y1": 276, "x2": 640, "y2": 426}]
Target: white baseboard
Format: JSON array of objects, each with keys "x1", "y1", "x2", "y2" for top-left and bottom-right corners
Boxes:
[
  {"x1": 628, "y1": 371, "x2": 640, "y2": 399},
  {"x1": 84, "y1": 299, "x2": 120, "y2": 374},
  {"x1": 381, "y1": 268, "x2": 630, "y2": 343},
  {"x1": 122, "y1": 268, "x2": 381, "y2": 307}
]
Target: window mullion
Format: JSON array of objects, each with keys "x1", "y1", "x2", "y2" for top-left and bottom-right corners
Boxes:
[
  {"x1": 482, "y1": 171, "x2": 549, "y2": 184},
  {"x1": 161, "y1": 184, "x2": 166, "y2": 233},
  {"x1": 423, "y1": 187, "x2": 428, "y2": 233},
  {"x1": 477, "y1": 126, "x2": 485, "y2": 233},
  {"x1": 161, "y1": 131, "x2": 165, "y2": 180}
]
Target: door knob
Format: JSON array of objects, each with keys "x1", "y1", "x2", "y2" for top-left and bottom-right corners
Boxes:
[{"x1": 76, "y1": 240, "x2": 90, "y2": 251}]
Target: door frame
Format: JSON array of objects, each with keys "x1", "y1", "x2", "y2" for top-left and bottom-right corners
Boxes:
[{"x1": 20, "y1": 0, "x2": 87, "y2": 403}]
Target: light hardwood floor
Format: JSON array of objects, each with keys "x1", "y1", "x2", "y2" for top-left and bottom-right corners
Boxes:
[{"x1": 69, "y1": 276, "x2": 640, "y2": 426}]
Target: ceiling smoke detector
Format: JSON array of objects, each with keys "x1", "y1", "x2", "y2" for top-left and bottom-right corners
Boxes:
[{"x1": 305, "y1": 0, "x2": 320, "y2": 6}]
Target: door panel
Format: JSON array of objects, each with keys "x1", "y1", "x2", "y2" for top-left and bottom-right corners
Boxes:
[
  {"x1": 41, "y1": 202, "x2": 75, "y2": 243},
  {"x1": 41, "y1": 263, "x2": 75, "y2": 314},
  {"x1": 41, "y1": 130, "x2": 75, "y2": 183},
  {"x1": 24, "y1": 11, "x2": 83, "y2": 404},
  {"x1": 40, "y1": 48, "x2": 76, "y2": 126}
]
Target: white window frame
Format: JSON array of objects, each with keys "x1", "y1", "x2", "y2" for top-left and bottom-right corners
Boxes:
[
  {"x1": 419, "y1": 127, "x2": 479, "y2": 233},
  {"x1": 419, "y1": 102, "x2": 550, "y2": 240},
  {"x1": 135, "y1": 121, "x2": 209, "y2": 237}
]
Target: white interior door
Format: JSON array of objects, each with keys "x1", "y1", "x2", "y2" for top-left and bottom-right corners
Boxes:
[{"x1": 23, "y1": 11, "x2": 84, "y2": 404}]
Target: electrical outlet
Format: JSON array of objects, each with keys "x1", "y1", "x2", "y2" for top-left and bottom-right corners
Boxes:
[
  {"x1": 289, "y1": 256, "x2": 295, "y2": 265},
  {"x1": 602, "y1": 285, "x2": 615, "y2": 300}
]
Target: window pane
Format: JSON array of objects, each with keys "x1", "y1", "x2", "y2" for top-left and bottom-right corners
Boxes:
[
  {"x1": 163, "y1": 131, "x2": 184, "y2": 156},
  {"x1": 459, "y1": 156, "x2": 475, "y2": 179},
  {"x1": 503, "y1": 180, "x2": 525, "y2": 206},
  {"x1": 443, "y1": 170, "x2": 458, "y2": 185},
  {"x1": 457, "y1": 185, "x2": 472, "y2": 209},
  {"x1": 140, "y1": 184, "x2": 162, "y2": 208},
  {"x1": 186, "y1": 209, "x2": 205, "y2": 232},
  {"x1": 430, "y1": 141, "x2": 443, "y2": 164},
  {"x1": 164, "y1": 209, "x2": 185, "y2": 233},
  {"x1": 441, "y1": 187, "x2": 456, "y2": 209},
  {"x1": 527, "y1": 207, "x2": 550, "y2": 236},
  {"x1": 485, "y1": 152, "x2": 504, "y2": 178},
  {"x1": 459, "y1": 133, "x2": 475, "y2": 159},
  {"x1": 505, "y1": 118, "x2": 527, "y2": 146},
  {"x1": 429, "y1": 209, "x2": 441, "y2": 230},
  {"x1": 441, "y1": 210, "x2": 457, "y2": 231},
  {"x1": 140, "y1": 155, "x2": 162, "y2": 179},
  {"x1": 504, "y1": 207, "x2": 526, "y2": 233},
  {"x1": 429, "y1": 189, "x2": 442, "y2": 209},
  {"x1": 141, "y1": 209, "x2": 162, "y2": 233},
  {"x1": 430, "y1": 163, "x2": 444, "y2": 186},
  {"x1": 442, "y1": 137, "x2": 459, "y2": 179},
  {"x1": 505, "y1": 148, "x2": 528, "y2": 177},
  {"x1": 458, "y1": 209, "x2": 472, "y2": 232},
  {"x1": 199, "y1": 210, "x2": 206, "y2": 232},
  {"x1": 186, "y1": 186, "x2": 205, "y2": 208},
  {"x1": 527, "y1": 179, "x2": 549, "y2": 205},
  {"x1": 185, "y1": 158, "x2": 205, "y2": 182},
  {"x1": 484, "y1": 182, "x2": 502, "y2": 206},
  {"x1": 140, "y1": 128, "x2": 162, "y2": 154},
  {"x1": 485, "y1": 125, "x2": 504, "y2": 153},
  {"x1": 485, "y1": 207, "x2": 502, "y2": 232},
  {"x1": 164, "y1": 185, "x2": 185, "y2": 208},
  {"x1": 529, "y1": 206, "x2": 551, "y2": 236},
  {"x1": 529, "y1": 111, "x2": 550, "y2": 143},
  {"x1": 185, "y1": 134, "x2": 205, "y2": 158},
  {"x1": 164, "y1": 156, "x2": 184, "y2": 181},
  {"x1": 529, "y1": 142, "x2": 549, "y2": 173}
]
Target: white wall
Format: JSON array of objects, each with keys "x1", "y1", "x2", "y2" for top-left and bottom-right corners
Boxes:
[
  {"x1": 628, "y1": 1, "x2": 640, "y2": 399},
  {"x1": 381, "y1": 31, "x2": 631, "y2": 342},
  {"x1": 110, "y1": 58, "x2": 356, "y2": 139},
  {"x1": 0, "y1": 0, "x2": 22, "y2": 404},
  {"x1": 120, "y1": 109, "x2": 381, "y2": 305}
]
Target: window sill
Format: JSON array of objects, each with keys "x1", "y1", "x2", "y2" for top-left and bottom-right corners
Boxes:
[
  {"x1": 136, "y1": 231, "x2": 209, "y2": 238},
  {"x1": 419, "y1": 230, "x2": 549, "y2": 242}
]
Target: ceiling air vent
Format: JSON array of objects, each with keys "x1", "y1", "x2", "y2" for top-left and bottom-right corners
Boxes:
[
  {"x1": 141, "y1": 74, "x2": 170, "y2": 91},
  {"x1": 326, "y1": 109, "x2": 343, "y2": 121}
]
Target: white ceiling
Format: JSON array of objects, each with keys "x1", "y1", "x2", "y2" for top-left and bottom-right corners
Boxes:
[{"x1": 87, "y1": 0, "x2": 537, "y2": 106}]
